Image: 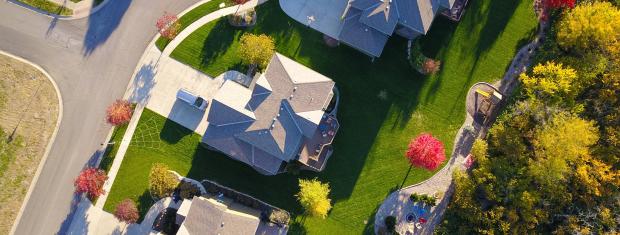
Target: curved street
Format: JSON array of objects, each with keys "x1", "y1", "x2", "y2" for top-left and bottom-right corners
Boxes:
[{"x1": 0, "y1": 1, "x2": 202, "y2": 234}]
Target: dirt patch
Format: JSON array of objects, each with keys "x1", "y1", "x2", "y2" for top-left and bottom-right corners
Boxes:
[{"x1": 0, "y1": 54, "x2": 59, "y2": 234}]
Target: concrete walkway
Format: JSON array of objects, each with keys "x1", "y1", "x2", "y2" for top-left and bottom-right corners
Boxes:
[
  {"x1": 374, "y1": 21, "x2": 548, "y2": 235},
  {"x1": 94, "y1": 105, "x2": 145, "y2": 208}
]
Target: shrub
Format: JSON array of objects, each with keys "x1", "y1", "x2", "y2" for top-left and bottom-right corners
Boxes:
[
  {"x1": 296, "y1": 178, "x2": 332, "y2": 218},
  {"x1": 149, "y1": 163, "x2": 179, "y2": 198},
  {"x1": 156, "y1": 12, "x2": 181, "y2": 40},
  {"x1": 114, "y1": 199, "x2": 139, "y2": 224},
  {"x1": 385, "y1": 216, "x2": 397, "y2": 233},
  {"x1": 74, "y1": 167, "x2": 108, "y2": 199},
  {"x1": 106, "y1": 100, "x2": 132, "y2": 126},
  {"x1": 178, "y1": 181, "x2": 201, "y2": 199},
  {"x1": 268, "y1": 209, "x2": 290, "y2": 225},
  {"x1": 421, "y1": 58, "x2": 441, "y2": 75}
]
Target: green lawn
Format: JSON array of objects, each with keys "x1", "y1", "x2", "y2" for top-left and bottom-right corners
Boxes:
[
  {"x1": 105, "y1": 0, "x2": 537, "y2": 233},
  {"x1": 16, "y1": 0, "x2": 72, "y2": 16},
  {"x1": 155, "y1": 0, "x2": 234, "y2": 50},
  {"x1": 98, "y1": 124, "x2": 129, "y2": 173}
]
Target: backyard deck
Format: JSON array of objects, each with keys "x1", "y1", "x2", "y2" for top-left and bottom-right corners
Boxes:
[{"x1": 298, "y1": 115, "x2": 339, "y2": 171}]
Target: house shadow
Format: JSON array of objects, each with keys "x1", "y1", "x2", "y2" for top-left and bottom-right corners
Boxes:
[
  {"x1": 128, "y1": 63, "x2": 157, "y2": 105},
  {"x1": 199, "y1": 20, "x2": 239, "y2": 72},
  {"x1": 82, "y1": 0, "x2": 132, "y2": 56},
  {"x1": 159, "y1": 100, "x2": 205, "y2": 144}
]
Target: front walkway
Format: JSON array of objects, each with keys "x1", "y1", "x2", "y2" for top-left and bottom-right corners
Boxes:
[{"x1": 374, "y1": 21, "x2": 547, "y2": 234}]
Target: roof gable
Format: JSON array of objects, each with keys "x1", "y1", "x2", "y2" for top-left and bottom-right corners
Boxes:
[{"x1": 359, "y1": 0, "x2": 399, "y2": 35}]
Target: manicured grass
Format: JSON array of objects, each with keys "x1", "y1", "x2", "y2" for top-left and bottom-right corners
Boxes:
[
  {"x1": 155, "y1": 0, "x2": 234, "y2": 50},
  {"x1": 98, "y1": 124, "x2": 129, "y2": 173},
  {"x1": 106, "y1": 0, "x2": 537, "y2": 233},
  {"x1": 16, "y1": 0, "x2": 72, "y2": 16}
]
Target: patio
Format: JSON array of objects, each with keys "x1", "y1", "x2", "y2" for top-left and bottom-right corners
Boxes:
[{"x1": 298, "y1": 114, "x2": 339, "y2": 171}]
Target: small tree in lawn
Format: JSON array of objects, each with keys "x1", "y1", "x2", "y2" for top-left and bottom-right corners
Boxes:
[
  {"x1": 156, "y1": 12, "x2": 181, "y2": 40},
  {"x1": 114, "y1": 199, "x2": 139, "y2": 224},
  {"x1": 421, "y1": 59, "x2": 441, "y2": 75},
  {"x1": 406, "y1": 133, "x2": 446, "y2": 171},
  {"x1": 296, "y1": 178, "x2": 332, "y2": 219},
  {"x1": 238, "y1": 33, "x2": 275, "y2": 71},
  {"x1": 74, "y1": 167, "x2": 108, "y2": 199},
  {"x1": 149, "y1": 163, "x2": 178, "y2": 198},
  {"x1": 106, "y1": 100, "x2": 132, "y2": 126}
]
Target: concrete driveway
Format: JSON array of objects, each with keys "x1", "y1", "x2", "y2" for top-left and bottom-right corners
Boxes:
[
  {"x1": 130, "y1": 47, "x2": 251, "y2": 135},
  {"x1": 279, "y1": 0, "x2": 348, "y2": 39}
]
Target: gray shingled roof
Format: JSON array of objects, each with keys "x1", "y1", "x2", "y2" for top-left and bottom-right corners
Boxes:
[
  {"x1": 203, "y1": 53, "x2": 335, "y2": 175},
  {"x1": 339, "y1": 0, "x2": 449, "y2": 57},
  {"x1": 181, "y1": 197, "x2": 260, "y2": 235}
]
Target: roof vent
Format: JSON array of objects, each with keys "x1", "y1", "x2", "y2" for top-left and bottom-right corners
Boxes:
[
  {"x1": 289, "y1": 94, "x2": 294, "y2": 99},
  {"x1": 364, "y1": 28, "x2": 368, "y2": 32},
  {"x1": 293, "y1": 86, "x2": 297, "y2": 92}
]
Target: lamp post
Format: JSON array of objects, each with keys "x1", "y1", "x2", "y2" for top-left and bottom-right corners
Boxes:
[{"x1": 8, "y1": 73, "x2": 40, "y2": 143}]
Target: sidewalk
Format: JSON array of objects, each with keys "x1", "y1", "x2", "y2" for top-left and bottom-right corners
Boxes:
[{"x1": 373, "y1": 21, "x2": 547, "y2": 235}]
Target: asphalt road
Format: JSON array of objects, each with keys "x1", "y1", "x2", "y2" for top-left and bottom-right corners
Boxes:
[{"x1": 0, "y1": 0, "x2": 200, "y2": 234}]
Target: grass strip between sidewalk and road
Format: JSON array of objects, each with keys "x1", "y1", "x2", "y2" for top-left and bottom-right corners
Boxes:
[{"x1": 15, "y1": 0, "x2": 72, "y2": 16}]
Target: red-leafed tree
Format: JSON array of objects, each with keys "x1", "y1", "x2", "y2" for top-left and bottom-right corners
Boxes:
[
  {"x1": 232, "y1": 0, "x2": 249, "y2": 4},
  {"x1": 156, "y1": 12, "x2": 181, "y2": 40},
  {"x1": 406, "y1": 133, "x2": 446, "y2": 171},
  {"x1": 545, "y1": 0, "x2": 575, "y2": 9},
  {"x1": 114, "y1": 199, "x2": 139, "y2": 224},
  {"x1": 106, "y1": 100, "x2": 132, "y2": 126},
  {"x1": 74, "y1": 168, "x2": 108, "y2": 199}
]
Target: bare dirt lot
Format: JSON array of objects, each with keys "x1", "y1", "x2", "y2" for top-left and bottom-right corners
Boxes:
[{"x1": 0, "y1": 53, "x2": 59, "y2": 234}]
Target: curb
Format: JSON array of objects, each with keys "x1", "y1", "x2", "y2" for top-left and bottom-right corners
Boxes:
[
  {"x1": 6, "y1": 0, "x2": 111, "y2": 20},
  {"x1": 1, "y1": 50, "x2": 64, "y2": 235}
]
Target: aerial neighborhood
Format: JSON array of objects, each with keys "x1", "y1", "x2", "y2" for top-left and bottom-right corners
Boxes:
[{"x1": 0, "y1": 0, "x2": 618, "y2": 234}]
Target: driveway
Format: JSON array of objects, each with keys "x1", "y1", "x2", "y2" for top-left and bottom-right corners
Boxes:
[
  {"x1": 130, "y1": 46, "x2": 252, "y2": 135},
  {"x1": 279, "y1": 0, "x2": 348, "y2": 39},
  {"x1": 0, "y1": 0, "x2": 201, "y2": 234}
]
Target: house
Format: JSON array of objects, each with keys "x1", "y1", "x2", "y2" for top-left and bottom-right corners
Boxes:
[
  {"x1": 201, "y1": 53, "x2": 340, "y2": 175},
  {"x1": 338, "y1": 0, "x2": 456, "y2": 57},
  {"x1": 280, "y1": 0, "x2": 458, "y2": 58},
  {"x1": 175, "y1": 195, "x2": 288, "y2": 235}
]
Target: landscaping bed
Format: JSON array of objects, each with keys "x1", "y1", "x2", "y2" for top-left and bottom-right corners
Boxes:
[{"x1": 105, "y1": 0, "x2": 538, "y2": 232}]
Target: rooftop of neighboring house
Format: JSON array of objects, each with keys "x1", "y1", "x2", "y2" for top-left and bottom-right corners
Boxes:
[
  {"x1": 202, "y1": 53, "x2": 337, "y2": 175},
  {"x1": 177, "y1": 196, "x2": 261, "y2": 235},
  {"x1": 339, "y1": 0, "x2": 455, "y2": 57}
]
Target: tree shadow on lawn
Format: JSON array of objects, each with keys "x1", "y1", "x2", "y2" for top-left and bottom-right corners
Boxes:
[{"x1": 199, "y1": 20, "x2": 240, "y2": 72}]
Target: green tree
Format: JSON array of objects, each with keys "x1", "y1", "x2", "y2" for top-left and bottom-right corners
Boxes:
[
  {"x1": 519, "y1": 62, "x2": 578, "y2": 105},
  {"x1": 296, "y1": 178, "x2": 332, "y2": 218},
  {"x1": 238, "y1": 33, "x2": 275, "y2": 70},
  {"x1": 557, "y1": 2, "x2": 620, "y2": 54},
  {"x1": 529, "y1": 113, "x2": 599, "y2": 186},
  {"x1": 149, "y1": 163, "x2": 178, "y2": 198}
]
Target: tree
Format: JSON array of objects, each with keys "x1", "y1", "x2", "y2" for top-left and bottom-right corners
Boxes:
[
  {"x1": 156, "y1": 12, "x2": 181, "y2": 40},
  {"x1": 405, "y1": 133, "x2": 446, "y2": 171},
  {"x1": 114, "y1": 199, "x2": 139, "y2": 224},
  {"x1": 529, "y1": 113, "x2": 599, "y2": 186},
  {"x1": 519, "y1": 62, "x2": 578, "y2": 105},
  {"x1": 149, "y1": 163, "x2": 178, "y2": 198},
  {"x1": 296, "y1": 178, "x2": 332, "y2": 218},
  {"x1": 106, "y1": 100, "x2": 132, "y2": 126},
  {"x1": 557, "y1": 2, "x2": 620, "y2": 53},
  {"x1": 238, "y1": 33, "x2": 275, "y2": 69},
  {"x1": 74, "y1": 168, "x2": 108, "y2": 199}
]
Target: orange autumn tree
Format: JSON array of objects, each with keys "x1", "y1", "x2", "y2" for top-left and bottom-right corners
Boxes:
[
  {"x1": 106, "y1": 100, "x2": 132, "y2": 126},
  {"x1": 74, "y1": 167, "x2": 108, "y2": 199}
]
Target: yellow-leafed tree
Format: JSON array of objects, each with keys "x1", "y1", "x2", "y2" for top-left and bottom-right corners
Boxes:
[
  {"x1": 519, "y1": 62, "x2": 578, "y2": 104},
  {"x1": 238, "y1": 33, "x2": 275, "y2": 70},
  {"x1": 296, "y1": 178, "x2": 332, "y2": 218},
  {"x1": 557, "y1": 2, "x2": 620, "y2": 55},
  {"x1": 149, "y1": 163, "x2": 179, "y2": 198}
]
